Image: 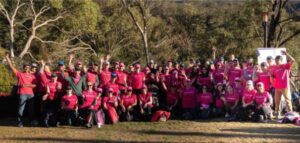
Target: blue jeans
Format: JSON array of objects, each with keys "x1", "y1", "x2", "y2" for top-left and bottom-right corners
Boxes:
[{"x1": 18, "y1": 94, "x2": 35, "y2": 123}]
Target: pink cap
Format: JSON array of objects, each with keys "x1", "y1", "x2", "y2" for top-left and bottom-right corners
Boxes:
[
  {"x1": 119, "y1": 62, "x2": 125, "y2": 67},
  {"x1": 96, "y1": 88, "x2": 103, "y2": 93},
  {"x1": 77, "y1": 61, "x2": 82, "y2": 66},
  {"x1": 127, "y1": 86, "x2": 133, "y2": 91},
  {"x1": 108, "y1": 88, "x2": 113, "y2": 92},
  {"x1": 135, "y1": 64, "x2": 141, "y2": 68}
]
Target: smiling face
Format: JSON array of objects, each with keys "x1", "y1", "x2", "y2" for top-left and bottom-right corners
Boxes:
[{"x1": 23, "y1": 65, "x2": 31, "y2": 73}]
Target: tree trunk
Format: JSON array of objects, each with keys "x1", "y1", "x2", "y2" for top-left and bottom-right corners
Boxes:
[
  {"x1": 9, "y1": 25, "x2": 15, "y2": 58},
  {"x1": 19, "y1": 34, "x2": 35, "y2": 58},
  {"x1": 143, "y1": 34, "x2": 150, "y2": 66}
]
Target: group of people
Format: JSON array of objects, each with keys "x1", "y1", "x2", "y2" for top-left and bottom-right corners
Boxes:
[{"x1": 4, "y1": 48, "x2": 296, "y2": 128}]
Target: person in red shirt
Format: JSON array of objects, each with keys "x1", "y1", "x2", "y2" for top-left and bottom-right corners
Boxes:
[
  {"x1": 253, "y1": 82, "x2": 273, "y2": 122},
  {"x1": 98, "y1": 57, "x2": 112, "y2": 88},
  {"x1": 241, "y1": 58, "x2": 255, "y2": 85},
  {"x1": 237, "y1": 80, "x2": 256, "y2": 121},
  {"x1": 128, "y1": 64, "x2": 145, "y2": 95},
  {"x1": 212, "y1": 62, "x2": 225, "y2": 85},
  {"x1": 60, "y1": 86, "x2": 78, "y2": 126},
  {"x1": 116, "y1": 62, "x2": 128, "y2": 94},
  {"x1": 5, "y1": 55, "x2": 37, "y2": 127},
  {"x1": 119, "y1": 86, "x2": 137, "y2": 121},
  {"x1": 221, "y1": 85, "x2": 239, "y2": 118},
  {"x1": 181, "y1": 80, "x2": 197, "y2": 119},
  {"x1": 103, "y1": 88, "x2": 119, "y2": 124},
  {"x1": 225, "y1": 59, "x2": 242, "y2": 86},
  {"x1": 138, "y1": 85, "x2": 153, "y2": 120},
  {"x1": 233, "y1": 77, "x2": 244, "y2": 100},
  {"x1": 85, "y1": 87, "x2": 105, "y2": 128},
  {"x1": 253, "y1": 62, "x2": 272, "y2": 92},
  {"x1": 42, "y1": 73, "x2": 62, "y2": 127},
  {"x1": 195, "y1": 66, "x2": 213, "y2": 89},
  {"x1": 196, "y1": 85, "x2": 213, "y2": 119},
  {"x1": 105, "y1": 73, "x2": 120, "y2": 97},
  {"x1": 213, "y1": 83, "x2": 225, "y2": 117},
  {"x1": 86, "y1": 62, "x2": 99, "y2": 88},
  {"x1": 272, "y1": 51, "x2": 295, "y2": 119}
]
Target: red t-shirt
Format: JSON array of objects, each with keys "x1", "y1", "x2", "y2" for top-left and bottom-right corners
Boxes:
[
  {"x1": 90, "y1": 97, "x2": 102, "y2": 110},
  {"x1": 256, "y1": 71, "x2": 271, "y2": 91},
  {"x1": 106, "y1": 82, "x2": 119, "y2": 96},
  {"x1": 197, "y1": 92, "x2": 213, "y2": 107},
  {"x1": 99, "y1": 70, "x2": 111, "y2": 87},
  {"x1": 233, "y1": 85, "x2": 244, "y2": 100},
  {"x1": 103, "y1": 96, "x2": 117, "y2": 108},
  {"x1": 87, "y1": 71, "x2": 98, "y2": 84},
  {"x1": 40, "y1": 71, "x2": 52, "y2": 93},
  {"x1": 55, "y1": 70, "x2": 69, "y2": 91},
  {"x1": 181, "y1": 87, "x2": 197, "y2": 109},
  {"x1": 80, "y1": 90, "x2": 97, "y2": 109},
  {"x1": 273, "y1": 63, "x2": 292, "y2": 89},
  {"x1": 215, "y1": 98, "x2": 224, "y2": 108},
  {"x1": 212, "y1": 69, "x2": 225, "y2": 84},
  {"x1": 254, "y1": 92, "x2": 269, "y2": 106},
  {"x1": 139, "y1": 92, "x2": 153, "y2": 108},
  {"x1": 242, "y1": 89, "x2": 256, "y2": 104},
  {"x1": 197, "y1": 76, "x2": 212, "y2": 88},
  {"x1": 224, "y1": 92, "x2": 239, "y2": 105},
  {"x1": 227, "y1": 67, "x2": 242, "y2": 85},
  {"x1": 166, "y1": 91, "x2": 179, "y2": 106},
  {"x1": 242, "y1": 67, "x2": 254, "y2": 81},
  {"x1": 16, "y1": 71, "x2": 37, "y2": 95},
  {"x1": 116, "y1": 71, "x2": 127, "y2": 90},
  {"x1": 120, "y1": 94, "x2": 137, "y2": 108},
  {"x1": 61, "y1": 94, "x2": 77, "y2": 110},
  {"x1": 47, "y1": 81, "x2": 61, "y2": 100},
  {"x1": 128, "y1": 72, "x2": 145, "y2": 90}
]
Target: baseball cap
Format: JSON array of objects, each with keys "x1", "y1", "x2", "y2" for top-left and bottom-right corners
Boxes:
[
  {"x1": 111, "y1": 72, "x2": 117, "y2": 78},
  {"x1": 256, "y1": 82, "x2": 264, "y2": 86},
  {"x1": 119, "y1": 62, "x2": 125, "y2": 67},
  {"x1": 104, "y1": 61, "x2": 110, "y2": 65},
  {"x1": 266, "y1": 56, "x2": 273, "y2": 60},
  {"x1": 234, "y1": 77, "x2": 241, "y2": 81},
  {"x1": 76, "y1": 61, "x2": 82, "y2": 66},
  {"x1": 246, "y1": 80, "x2": 253, "y2": 85},
  {"x1": 96, "y1": 88, "x2": 103, "y2": 93},
  {"x1": 58, "y1": 61, "x2": 64, "y2": 66},
  {"x1": 31, "y1": 63, "x2": 38, "y2": 68},
  {"x1": 135, "y1": 64, "x2": 141, "y2": 68},
  {"x1": 127, "y1": 86, "x2": 133, "y2": 91},
  {"x1": 108, "y1": 88, "x2": 113, "y2": 92}
]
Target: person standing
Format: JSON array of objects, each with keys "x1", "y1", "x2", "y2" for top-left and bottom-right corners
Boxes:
[
  {"x1": 272, "y1": 50, "x2": 295, "y2": 119},
  {"x1": 5, "y1": 55, "x2": 37, "y2": 127}
]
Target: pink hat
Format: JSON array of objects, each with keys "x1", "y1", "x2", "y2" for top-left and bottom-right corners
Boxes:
[
  {"x1": 108, "y1": 88, "x2": 113, "y2": 92},
  {"x1": 135, "y1": 64, "x2": 141, "y2": 69},
  {"x1": 256, "y1": 82, "x2": 264, "y2": 86},
  {"x1": 76, "y1": 61, "x2": 82, "y2": 66},
  {"x1": 127, "y1": 86, "x2": 133, "y2": 91},
  {"x1": 96, "y1": 88, "x2": 103, "y2": 93},
  {"x1": 119, "y1": 62, "x2": 125, "y2": 67}
]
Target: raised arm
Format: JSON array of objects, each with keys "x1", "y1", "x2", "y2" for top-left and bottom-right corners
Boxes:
[
  {"x1": 282, "y1": 50, "x2": 295, "y2": 64},
  {"x1": 5, "y1": 54, "x2": 18, "y2": 75}
]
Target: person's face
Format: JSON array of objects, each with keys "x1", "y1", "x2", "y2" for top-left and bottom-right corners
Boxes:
[
  {"x1": 127, "y1": 90, "x2": 132, "y2": 95},
  {"x1": 202, "y1": 68, "x2": 207, "y2": 73},
  {"x1": 226, "y1": 86, "x2": 233, "y2": 93},
  {"x1": 75, "y1": 70, "x2": 80, "y2": 76},
  {"x1": 246, "y1": 83, "x2": 252, "y2": 90},
  {"x1": 230, "y1": 54, "x2": 235, "y2": 60},
  {"x1": 164, "y1": 68, "x2": 169, "y2": 74},
  {"x1": 31, "y1": 67, "x2": 37, "y2": 73},
  {"x1": 168, "y1": 62, "x2": 172, "y2": 67},
  {"x1": 257, "y1": 84, "x2": 264, "y2": 92},
  {"x1": 235, "y1": 80, "x2": 241, "y2": 86},
  {"x1": 51, "y1": 77, "x2": 57, "y2": 82},
  {"x1": 24, "y1": 66, "x2": 30, "y2": 73},
  {"x1": 45, "y1": 65, "x2": 51, "y2": 72},
  {"x1": 202, "y1": 86, "x2": 207, "y2": 92},
  {"x1": 234, "y1": 61, "x2": 238, "y2": 67},
  {"x1": 120, "y1": 66, "x2": 125, "y2": 71},
  {"x1": 142, "y1": 88, "x2": 147, "y2": 94},
  {"x1": 267, "y1": 59, "x2": 273, "y2": 64},
  {"x1": 114, "y1": 64, "x2": 119, "y2": 70},
  {"x1": 88, "y1": 84, "x2": 93, "y2": 89},
  {"x1": 217, "y1": 85, "x2": 223, "y2": 91},
  {"x1": 67, "y1": 89, "x2": 72, "y2": 95},
  {"x1": 261, "y1": 65, "x2": 268, "y2": 71},
  {"x1": 275, "y1": 58, "x2": 282, "y2": 65},
  {"x1": 59, "y1": 65, "x2": 65, "y2": 71}
]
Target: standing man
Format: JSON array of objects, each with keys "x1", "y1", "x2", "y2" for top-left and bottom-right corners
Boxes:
[
  {"x1": 272, "y1": 50, "x2": 295, "y2": 119},
  {"x1": 5, "y1": 55, "x2": 37, "y2": 127}
]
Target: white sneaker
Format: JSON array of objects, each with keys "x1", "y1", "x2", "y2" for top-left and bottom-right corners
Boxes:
[
  {"x1": 97, "y1": 123, "x2": 102, "y2": 128},
  {"x1": 225, "y1": 113, "x2": 230, "y2": 118}
]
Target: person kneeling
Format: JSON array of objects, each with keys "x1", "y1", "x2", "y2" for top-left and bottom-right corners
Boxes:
[
  {"x1": 59, "y1": 86, "x2": 78, "y2": 126},
  {"x1": 103, "y1": 88, "x2": 119, "y2": 124},
  {"x1": 196, "y1": 86, "x2": 213, "y2": 119},
  {"x1": 86, "y1": 88, "x2": 105, "y2": 128},
  {"x1": 138, "y1": 85, "x2": 154, "y2": 121},
  {"x1": 253, "y1": 82, "x2": 273, "y2": 122},
  {"x1": 119, "y1": 87, "x2": 137, "y2": 121}
]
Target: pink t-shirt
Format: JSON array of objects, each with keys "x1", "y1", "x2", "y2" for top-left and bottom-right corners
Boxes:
[
  {"x1": 228, "y1": 67, "x2": 242, "y2": 85},
  {"x1": 242, "y1": 89, "x2": 256, "y2": 104},
  {"x1": 62, "y1": 94, "x2": 77, "y2": 110},
  {"x1": 212, "y1": 69, "x2": 224, "y2": 84},
  {"x1": 242, "y1": 67, "x2": 254, "y2": 81},
  {"x1": 47, "y1": 81, "x2": 61, "y2": 100},
  {"x1": 16, "y1": 71, "x2": 37, "y2": 95},
  {"x1": 106, "y1": 83, "x2": 119, "y2": 96},
  {"x1": 120, "y1": 94, "x2": 137, "y2": 108},
  {"x1": 224, "y1": 92, "x2": 239, "y2": 105},
  {"x1": 129, "y1": 72, "x2": 145, "y2": 90},
  {"x1": 139, "y1": 93, "x2": 153, "y2": 108},
  {"x1": 166, "y1": 92, "x2": 179, "y2": 105},
  {"x1": 197, "y1": 92, "x2": 213, "y2": 107},
  {"x1": 116, "y1": 71, "x2": 127, "y2": 90},
  {"x1": 99, "y1": 70, "x2": 111, "y2": 87},
  {"x1": 103, "y1": 96, "x2": 117, "y2": 108},
  {"x1": 215, "y1": 98, "x2": 224, "y2": 108},
  {"x1": 254, "y1": 92, "x2": 269, "y2": 106},
  {"x1": 90, "y1": 97, "x2": 102, "y2": 110},
  {"x1": 197, "y1": 76, "x2": 212, "y2": 88},
  {"x1": 233, "y1": 85, "x2": 244, "y2": 100},
  {"x1": 80, "y1": 90, "x2": 97, "y2": 108},
  {"x1": 256, "y1": 71, "x2": 271, "y2": 91},
  {"x1": 87, "y1": 71, "x2": 98, "y2": 84},
  {"x1": 273, "y1": 63, "x2": 292, "y2": 89},
  {"x1": 181, "y1": 87, "x2": 197, "y2": 109}
]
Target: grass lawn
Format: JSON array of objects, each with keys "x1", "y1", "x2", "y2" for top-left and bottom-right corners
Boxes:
[{"x1": 0, "y1": 119, "x2": 299, "y2": 143}]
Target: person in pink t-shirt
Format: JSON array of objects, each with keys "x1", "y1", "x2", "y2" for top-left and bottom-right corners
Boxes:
[
  {"x1": 138, "y1": 85, "x2": 153, "y2": 121},
  {"x1": 60, "y1": 87, "x2": 78, "y2": 126},
  {"x1": 85, "y1": 88, "x2": 105, "y2": 128},
  {"x1": 98, "y1": 57, "x2": 112, "y2": 88},
  {"x1": 236, "y1": 80, "x2": 256, "y2": 121},
  {"x1": 253, "y1": 82, "x2": 273, "y2": 122},
  {"x1": 103, "y1": 88, "x2": 119, "y2": 124},
  {"x1": 196, "y1": 86, "x2": 213, "y2": 119},
  {"x1": 181, "y1": 80, "x2": 197, "y2": 119},
  {"x1": 116, "y1": 62, "x2": 128, "y2": 94},
  {"x1": 272, "y1": 50, "x2": 295, "y2": 119},
  {"x1": 128, "y1": 64, "x2": 145, "y2": 95},
  {"x1": 253, "y1": 62, "x2": 272, "y2": 92},
  {"x1": 5, "y1": 55, "x2": 37, "y2": 127},
  {"x1": 221, "y1": 85, "x2": 239, "y2": 118},
  {"x1": 119, "y1": 86, "x2": 137, "y2": 121},
  {"x1": 225, "y1": 59, "x2": 242, "y2": 86},
  {"x1": 213, "y1": 83, "x2": 225, "y2": 117},
  {"x1": 79, "y1": 82, "x2": 97, "y2": 125}
]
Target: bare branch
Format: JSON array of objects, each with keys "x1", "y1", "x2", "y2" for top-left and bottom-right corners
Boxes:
[
  {"x1": 121, "y1": 0, "x2": 144, "y2": 34},
  {"x1": 34, "y1": 15, "x2": 63, "y2": 30},
  {"x1": 279, "y1": 29, "x2": 300, "y2": 47}
]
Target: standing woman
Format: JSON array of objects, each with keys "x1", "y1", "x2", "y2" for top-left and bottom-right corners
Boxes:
[
  {"x1": 195, "y1": 66, "x2": 213, "y2": 90},
  {"x1": 138, "y1": 85, "x2": 154, "y2": 121},
  {"x1": 253, "y1": 82, "x2": 273, "y2": 122},
  {"x1": 181, "y1": 80, "x2": 197, "y2": 120},
  {"x1": 60, "y1": 86, "x2": 78, "y2": 126},
  {"x1": 221, "y1": 85, "x2": 239, "y2": 119},
  {"x1": 103, "y1": 88, "x2": 119, "y2": 124}
]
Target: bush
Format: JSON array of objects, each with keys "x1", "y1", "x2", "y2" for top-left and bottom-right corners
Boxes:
[{"x1": 0, "y1": 64, "x2": 16, "y2": 94}]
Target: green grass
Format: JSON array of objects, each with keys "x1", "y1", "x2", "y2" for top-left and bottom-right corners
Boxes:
[{"x1": 0, "y1": 119, "x2": 299, "y2": 143}]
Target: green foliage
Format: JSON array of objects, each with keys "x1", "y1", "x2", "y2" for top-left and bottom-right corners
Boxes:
[{"x1": 0, "y1": 64, "x2": 16, "y2": 93}]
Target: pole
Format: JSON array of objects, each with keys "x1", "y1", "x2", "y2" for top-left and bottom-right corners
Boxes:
[{"x1": 263, "y1": 21, "x2": 268, "y2": 48}]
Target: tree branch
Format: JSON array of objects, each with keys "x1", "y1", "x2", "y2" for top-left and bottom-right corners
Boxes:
[{"x1": 279, "y1": 29, "x2": 300, "y2": 47}]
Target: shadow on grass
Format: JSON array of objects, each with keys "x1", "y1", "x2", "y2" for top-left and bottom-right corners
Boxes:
[
  {"x1": 4, "y1": 137, "x2": 167, "y2": 143},
  {"x1": 131, "y1": 127, "x2": 300, "y2": 140}
]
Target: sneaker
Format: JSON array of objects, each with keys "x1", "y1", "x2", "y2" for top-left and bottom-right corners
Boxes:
[
  {"x1": 18, "y1": 122, "x2": 23, "y2": 128},
  {"x1": 259, "y1": 115, "x2": 265, "y2": 122},
  {"x1": 85, "y1": 124, "x2": 92, "y2": 128},
  {"x1": 225, "y1": 113, "x2": 230, "y2": 118},
  {"x1": 275, "y1": 114, "x2": 282, "y2": 120},
  {"x1": 97, "y1": 123, "x2": 102, "y2": 128},
  {"x1": 56, "y1": 122, "x2": 60, "y2": 127}
]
